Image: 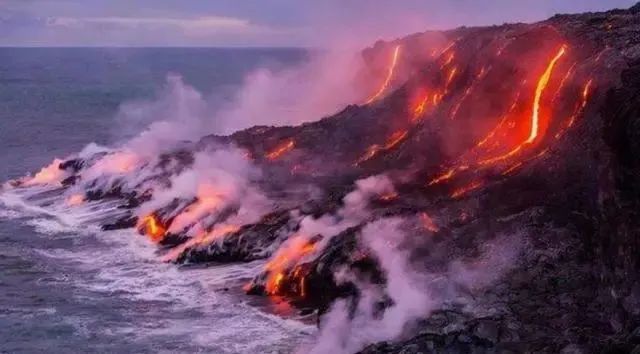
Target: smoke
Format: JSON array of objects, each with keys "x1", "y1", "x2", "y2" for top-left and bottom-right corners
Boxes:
[
  {"x1": 212, "y1": 49, "x2": 366, "y2": 134},
  {"x1": 109, "y1": 48, "x2": 367, "y2": 146},
  {"x1": 260, "y1": 174, "x2": 395, "y2": 290},
  {"x1": 137, "y1": 146, "x2": 270, "y2": 239},
  {"x1": 115, "y1": 74, "x2": 210, "y2": 156},
  {"x1": 21, "y1": 158, "x2": 69, "y2": 187},
  {"x1": 307, "y1": 218, "x2": 525, "y2": 354},
  {"x1": 286, "y1": 174, "x2": 395, "y2": 249}
]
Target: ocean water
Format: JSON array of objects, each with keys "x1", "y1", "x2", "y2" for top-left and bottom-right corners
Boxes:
[{"x1": 0, "y1": 48, "x2": 314, "y2": 353}]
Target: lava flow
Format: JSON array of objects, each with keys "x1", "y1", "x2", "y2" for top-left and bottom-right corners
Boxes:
[
  {"x1": 426, "y1": 44, "x2": 570, "y2": 194},
  {"x1": 138, "y1": 214, "x2": 167, "y2": 243},
  {"x1": 478, "y1": 45, "x2": 567, "y2": 165},
  {"x1": 266, "y1": 139, "x2": 295, "y2": 161},
  {"x1": 262, "y1": 236, "x2": 316, "y2": 296},
  {"x1": 168, "y1": 183, "x2": 223, "y2": 233},
  {"x1": 161, "y1": 223, "x2": 241, "y2": 262},
  {"x1": 355, "y1": 130, "x2": 408, "y2": 166},
  {"x1": 23, "y1": 158, "x2": 66, "y2": 186},
  {"x1": 365, "y1": 45, "x2": 402, "y2": 104}
]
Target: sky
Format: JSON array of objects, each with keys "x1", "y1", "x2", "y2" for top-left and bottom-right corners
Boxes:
[{"x1": 0, "y1": 0, "x2": 636, "y2": 47}]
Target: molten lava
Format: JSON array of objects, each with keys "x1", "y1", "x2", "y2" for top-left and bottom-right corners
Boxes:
[
  {"x1": 355, "y1": 130, "x2": 408, "y2": 165},
  {"x1": 412, "y1": 91, "x2": 430, "y2": 120},
  {"x1": 428, "y1": 166, "x2": 468, "y2": 186},
  {"x1": 365, "y1": 45, "x2": 402, "y2": 104},
  {"x1": 444, "y1": 66, "x2": 459, "y2": 91},
  {"x1": 380, "y1": 192, "x2": 398, "y2": 201},
  {"x1": 138, "y1": 214, "x2": 166, "y2": 243},
  {"x1": 582, "y1": 79, "x2": 594, "y2": 108},
  {"x1": 24, "y1": 159, "x2": 66, "y2": 186},
  {"x1": 168, "y1": 183, "x2": 223, "y2": 233},
  {"x1": 266, "y1": 139, "x2": 295, "y2": 161},
  {"x1": 528, "y1": 46, "x2": 567, "y2": 144},
  {"x1": 263, "y1": 236, "x2": 316, "y2": 296},
  {"x1": 161, "y1": 223, "x2": 240, "y2": 262},
  {"x1": 451, "y1": 180, "x2": 484, "y2": 198},
  {"x1": 451, "y1": 66, "x2": 490, "y2": 120},
  {"x1": 478, "y1": 45, "x2": 567, "y2": 165}
]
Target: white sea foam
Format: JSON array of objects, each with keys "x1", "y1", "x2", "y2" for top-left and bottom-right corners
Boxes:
[{"x1": 1, "y1": 186, "x2": 314, "y2": 353}]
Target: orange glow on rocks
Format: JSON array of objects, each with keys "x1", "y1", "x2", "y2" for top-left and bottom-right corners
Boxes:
[
  {"x1": 24, "y1": 159, "x2": 66, "y2": 186},
  {"x1": 366, "y1": 45, "x2": 402, "y2": 104},
  {"x1": 161, "y1": 223, "x2": 241, "y2": 262},
  {"x1": 380, "y1": 192, "x2": 399, "y2": 201},
  {"x1": 420, "y1": 212, "x2": 439, "y2": 232},
  {"x1": 451, "y1": 180, "x2": 484, "y2": 198},
  {"x1": 355, "y1": 130, "x2": 408, "y2": 166},
  {"x1": 264, "y1": 236, "x2": 316, "y2": 296},
  {"x1": 528, "y1": 46, "x2": 567, "y2": 144},
  {"x1": 266, "y1": 139, "x2": 295, "y2": 161},
  {"x1": 582, "y1": 79, "x2": 594, "y2": 108},
  {"x1": 428, "y1": 165, "x2": 469, "y2": 186},
  {"x1": 138, "y1": 214, "x2": 167, "y2": 243},
  {"x1": 478, "y1": 45, "x2": 567, "y2": 165}
]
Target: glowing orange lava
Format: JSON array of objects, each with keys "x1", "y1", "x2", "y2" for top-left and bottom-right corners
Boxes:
[
  {"x1": 355, "y1": 130, "x2": 408, "y2": 166},
  {"x1": 266, "y1": 139, "x2": 295, "y2": 160},
  {"x1": 428, "y1": 165, "x2": 468, "y2": 186},
  {"x1": 555, "y1": 79, "x2": 594, "y2": 139},
  {"x1": 528, "y1": 46, "x2": 567, "y2": 144},
  {"x1": 413, "y1": 93, "x2": 430, "y2": 120},
  {"x1": 451, "y1": 180, "x2": 484, "y2": 198},
  {"x1": 264, "y1": 236, "x2": 316, "y2": 295},
  {"x1": 420, "y1": 212, "x2": 439, "y2": 232},
  {"x1": 365, "y1": 45, "x2": 402, "y2": 104},
  {"x1": 502, "y1": 162, "x2": 523, "y2": 175},
  {"x1": 66, "y1": 194, "x2": 85, "y2": 206},
  {"x1": 24, "y1": 159, "x2": 66, "y2": 186},
  {"x1": 479, "y1": 45, "x2": 567, "y2": 165},
  {"x1": 161, "y1": 223, "x2": 240, "y2": 262},
  {"x1": 582, "y1": 79, "x2": 593, "y2": 108},
  {"x1": 380, "y1": 192, "x2": 398, "y2": 201},
  {"x1": 552, "y1": 63, "x2": 576, "y2": 102},
  {"x1": 384, "y1": 130, "x2": 408, "y2": 149},
  {"x1": 138, "y1": 214, "x2": 166, "y2": 243},
  {"x1": 444, "y1": 66, "x2": 459, "y2": 91},
  {"x1": 474, "y1": 91, "x2": 521, "y2": 149},
  {"x1": 439, "y1": 41, "x2": 457, "y2": 57},
  {"x1": 441, "y1": 52, "x2": 455, "y2": 68}
]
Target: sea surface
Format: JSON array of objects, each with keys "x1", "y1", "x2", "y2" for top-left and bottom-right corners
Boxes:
[{"x1": 0, "y1": 47, "x2": 313, "y2": 353}]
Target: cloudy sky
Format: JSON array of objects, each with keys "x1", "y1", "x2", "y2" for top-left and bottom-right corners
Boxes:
[{"x1": 0, "y1": 0, "x2": 636, "y2": 47}]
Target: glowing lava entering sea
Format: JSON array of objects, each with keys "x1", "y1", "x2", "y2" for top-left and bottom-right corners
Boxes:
[
  {"x1": 263, "y1": 236, "x2": 317, "y2": 296},
  {"x1": 138, "y1": 214, "x2": 167, "y2": 243}
]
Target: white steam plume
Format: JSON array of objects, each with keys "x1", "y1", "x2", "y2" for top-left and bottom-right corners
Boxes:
[
  {"x1": 307, "y1": 218, "x2": 525, "y2": 354},
  {"x1": 137, "y1": 147, "x2": 270, "y2": 239}
]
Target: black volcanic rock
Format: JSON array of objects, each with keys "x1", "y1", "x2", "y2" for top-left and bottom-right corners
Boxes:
[{"x1": 174, "y1": 209, "x2": 301, "y2": 264}]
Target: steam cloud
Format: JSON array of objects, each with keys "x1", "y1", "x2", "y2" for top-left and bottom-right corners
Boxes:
[{"x1": 307, "y1": 218, "x2": 525, "y2": 354}]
